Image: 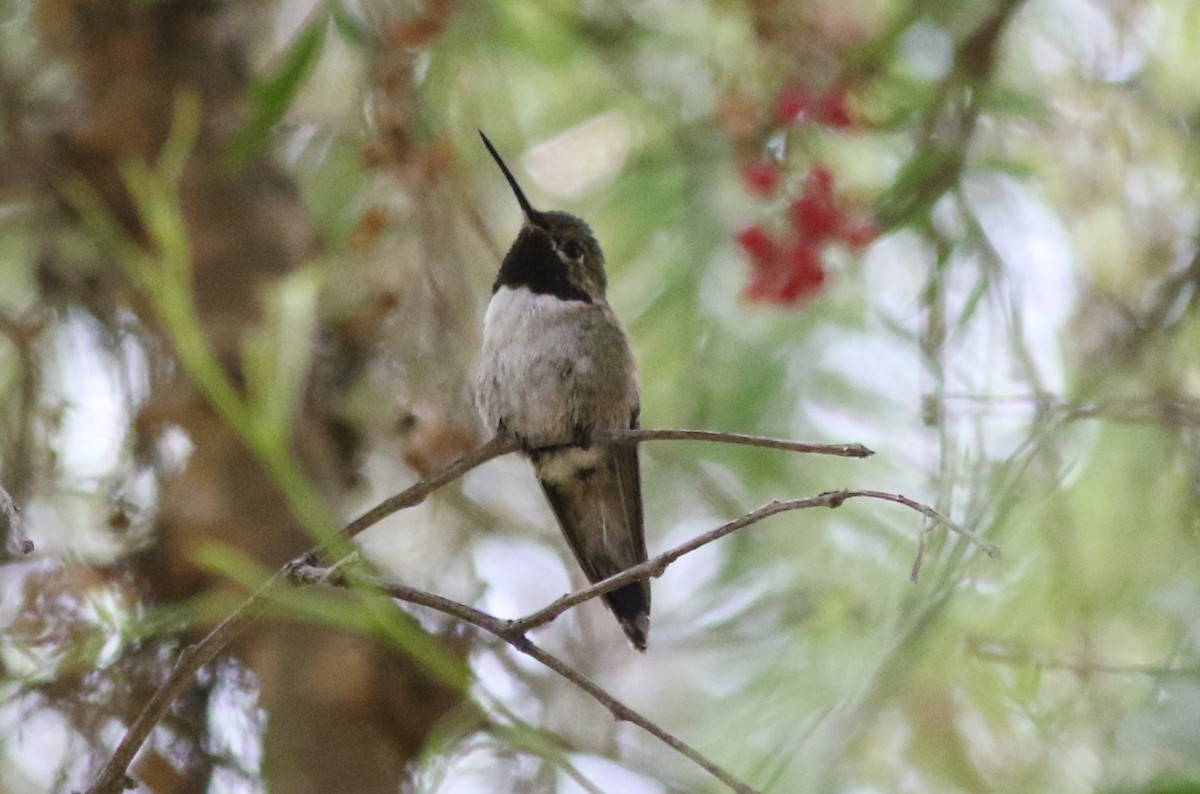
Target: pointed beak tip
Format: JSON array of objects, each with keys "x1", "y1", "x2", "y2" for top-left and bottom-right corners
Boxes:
[{"x1": 480, "y1": 132, "x2": 539, "y2": 221}]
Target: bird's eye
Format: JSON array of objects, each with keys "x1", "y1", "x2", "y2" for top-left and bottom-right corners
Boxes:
[{"x1": 562, "y1": 240, "x2": 585, "y2": 261}]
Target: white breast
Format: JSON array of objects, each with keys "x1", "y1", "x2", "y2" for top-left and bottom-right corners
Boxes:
[
  {"x1": 483, "y1": 285, "x2": 582, "y2": 339},
  {"x1": 477, "y1": 286, "x2": 594, "y2": 445}
]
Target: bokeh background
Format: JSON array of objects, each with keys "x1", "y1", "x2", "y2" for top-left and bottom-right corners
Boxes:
[{"x1": 3, "y1": 0, "x2": 1200, "y2": 792}]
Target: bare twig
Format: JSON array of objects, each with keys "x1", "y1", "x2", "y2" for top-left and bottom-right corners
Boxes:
[
  {"x1": 84, "y1": 430, "x2": 886, "y2": 794},
  {"x1": 848, "y1": 489, "x2": 1000, "y2": 559},
  {"x1": 86, "y1": 573, "x2": 281, "y2": 794},
  {"x1": 510, "y1": 489, "x2": 996, "y2": 634},
  {"x1": 602, "y1": 428, "x2": 874, "y2": 459},
  {"x1": 287, "y1": 485, "x2": 990, "y2": 792},
  {"x1": 335, "y1": 429, "x2": 871, "y2": 546},
  {"x1": 509, "y1": 637, "x2": 756, "y2": 793},
  {"x1": 910, "y1": 525, "x2": 934, "y2": 583},
  {"x1": 289, "y1": 564, "x2": 760, "y2": 794},
  {"x1": 340, "y1": 435, "x2": 517, "y2": 542},
  {"x1": 509, "y1": 496, "x2": 841, "y2": 635}
]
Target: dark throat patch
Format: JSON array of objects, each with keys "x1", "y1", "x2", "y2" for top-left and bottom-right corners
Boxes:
[{"x1": 493, "y1": 227, "x2": 592, "y2": 303}]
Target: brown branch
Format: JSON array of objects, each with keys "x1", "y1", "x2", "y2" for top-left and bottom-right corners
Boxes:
[
  {"x1": 340, "y1": 434, "x2": 518, "y2": 541},
  {"x1": 289, "y1": 564, "x2": 760, "y2": 794},
  {"x1": 84, "y1": 429, "x2": 877, "y2": 794},
  {"x1": 509, "y1": 496, "x2": 840, "y2": 635},
  {"x1": 509, "y1": 489, "x2": 996, "y2": 635},
  {"x1": 505, "y1": 630, "x2": 758, "y2": 794},
  {"x1": 286, "y1": 485, "x2": 992, "y2": 791},
  {"x1": 289, "y1": 563, "x2": 500, "y2": 628},
  {"x1": 86, "y1": 573, "x2": 282, "y2": 794},
  {"x1": 910, "y1": 525, "x2": 934, "y2": 583},
  {"x1": 603, "y1": 428, "x2": 874, "y2": 459},
  {"x1": 850, "y1": 489, "x2": 1001, "y2": 559},
  {"x1": 336, "y1": 429, "x2": 871, "y2": 546}
]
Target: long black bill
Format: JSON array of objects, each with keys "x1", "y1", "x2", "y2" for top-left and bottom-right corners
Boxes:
[{"x1": 479, "y1": 131, "x2": 540, "y2": 222}]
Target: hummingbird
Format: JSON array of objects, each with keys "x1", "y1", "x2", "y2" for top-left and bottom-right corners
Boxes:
[{"x1": 474, "y1": 132, "x2": 650, "y2": 650}]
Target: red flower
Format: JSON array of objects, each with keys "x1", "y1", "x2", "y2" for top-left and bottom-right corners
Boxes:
[
  {"x1": 778, "y1": 243, "x2": 826, "y2": 302},
  {"x1": 744, "y1": 259, "x2": 790, "y2": 302},
  {"x1": 807, "y1": 164, "x2": 835, "y2": 195},
  {"x1": 743, "y1": 237, "x2": 827, "y2": 306},
  {"x1": 790, "y1": 166, "x2": 841, "y2": 242},
  {"x1": 791, "y1": 194, "x2": 840, "y2": 242},
  {"x1": 774, "y1": 86, "x2": 812, "y2": 125},
  {"x1": 814, "y1": 85, "x2": 855, "y2": 129},
  {"x1": 740, "y1": 159, "x2": 782, "y2": 196},
  {"x1": 739, "y1": 231, "x2": 825, "y2": 305},
  {"x1": 736, "y1": 162, "x2": 878, "y2": 307},
  {"x1": 744, "y1": 273, "x2": 777, "y2": 302},
  {"x1": 839, "y1": 217, "x2": 879, "y2": 250},
  {"x1": 736, "y1": 225, "x2": 779, "y2": 265},
  {"x1": 773, "y1": 83, "x2": 862, "y2": 131}
]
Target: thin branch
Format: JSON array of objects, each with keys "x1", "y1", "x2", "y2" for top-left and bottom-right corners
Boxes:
[
  {"x1": 289, "y1": 563, "x2": 499, "y2": 628},
  {"x1": 84, "y1": 430, "x2": 880, "y2": 793},
  {"x1": 340, "y1": 435, "x2": 518, "y2": 541},
  {"x1": 287, "y1": 485, "x2": 992, "y2": 792},
  {"x1": 507, "y1": 632, "x2": 757, "y2": 794},
  {"x1": 290, "y1": 564, "x2": 760, "y2": 794},
  {"x1": 910, "y1": 525, "x2": 934, "y2": 583},
  {"x1": 602, "y1": 428, "x2": 874, "y2": 459},
  {"x1": 335, "y1": 429, "x2": 871, "y2": 547},
  {"x1": 849, "y1": 489, "x2": 1001, "y2": 559},
  {"x1": 85, "y1": 573, "x2": 282, "y2": 794},
  {"x1": 509, "y1": 489, "x2": 997, "y2": 635},
  {"x1": 509, "y1": 496, "x2": 838, "y2": 635}
]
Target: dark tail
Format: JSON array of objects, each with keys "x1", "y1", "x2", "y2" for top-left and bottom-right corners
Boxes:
[
  {"x1": 606, "y1": 581, "x2": 650, "y2": 651},
  {"x1": 535, "y1": 442, "x2": 650, "y2": 651}
]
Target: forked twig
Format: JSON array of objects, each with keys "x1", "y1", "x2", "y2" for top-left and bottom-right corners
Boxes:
[
  {"x1": 289, "y1": 484, "x2": 993, "y2": 792},
  {"x1": 287, "y1": 564, "x2": 759, "y2": 794},
  {"x1": 508, "y1": 489, "x2": 995, "y2": 635},
  {"x1": 86, "y1": 431, "x2": 989, "y2": 794},
  {"x1": 336, "y1": 429, "x2": 871, "y2": 544}
]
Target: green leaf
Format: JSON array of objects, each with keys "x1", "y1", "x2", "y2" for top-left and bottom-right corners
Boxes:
[
  {"x1": 330, "y1": 3, "x2": 373, "y2": 48},
  {"x1": 225, "y1": 17, "x2": 328, "y2": 171},
  {"x1": 971, "y1": 157, "x2": 1036, "y2": 179},
  {"x1": 875, "y1": 145, "x2": 964, "y2": 227},
  {"x1": 242, "y1": 267, "x2": 321, "y2": 446},
  {"x1": 978, "y1": 85, "x2": 1050, "y2": 121}
]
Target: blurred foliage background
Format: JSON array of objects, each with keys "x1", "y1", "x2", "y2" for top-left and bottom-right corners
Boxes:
[{"x1": 2, "y1": 0, "x2": 1200, "y2": 792}]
